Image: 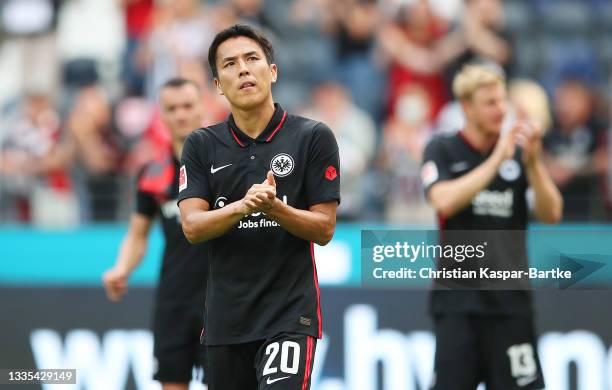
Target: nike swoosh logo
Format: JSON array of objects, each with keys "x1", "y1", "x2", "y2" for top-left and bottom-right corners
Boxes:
[
  {"x1": 210, "y1": 164, "x2": 232, "y2": 174},
  {"x1": 266, "y1": 376, "x2": 290, "y2": 385}
]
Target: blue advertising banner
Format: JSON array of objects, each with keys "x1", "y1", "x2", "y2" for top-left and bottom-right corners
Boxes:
[
  {"x1": 3, "y1": 224, "x2": 611, "y2": 287},
  {"x1": 0, "y1": 287, "x2": 611, "y2": 390},
  {"x1": 1, "y1": 224, "x2": 612, "y2": 389}
]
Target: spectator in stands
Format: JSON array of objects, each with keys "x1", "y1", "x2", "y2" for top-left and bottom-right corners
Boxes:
[
  {"x1": 543, "y1": 78, "x2": 608, "y2": 221},
  {"x1": 380, "y1": 88, "x2": 435, "y2": 223},
  {"x1": 120, "y1": 0, "x2": 155, "y2": 96},
  {"x1": 378, "y1": 0, "x2": 465, "y2": 124},
  {"x1": 445, "y1": 0, "x2": 513, "y2": 88},
  {"x1": 64, "y1": 85, "x2": 123, "y2": 222},
  {"x1": 142, "y1": 0, "x2": 215, "y2": 99},
  {"x1": 224, "y1": 0, "x2": 275, "y2": 31},
  {"x1": 300, "y1": 81, "x2": 376, "y2": 220},
  {"x1": 315, "y1": 0, "x2": 386, "y2": 119},
  {"x1": 0, "y1": 92, "x2": 64, "y2": 221}
]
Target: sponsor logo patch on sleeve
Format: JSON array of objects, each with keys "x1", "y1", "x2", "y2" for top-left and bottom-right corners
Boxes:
[
  {"x1": 420, "y1": 161, "x2": 439, "y2": 187},
  {"x1": 325, "y1": 165, "x2": 337, "y2": 181},
  {"x1": 179, "y1": 165, "x2": 187, "y2": 192}
]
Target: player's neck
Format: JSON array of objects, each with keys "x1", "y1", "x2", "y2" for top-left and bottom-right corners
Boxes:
[
  {"x1": 231, "y1": 99, "x2": 276, "y2": 139},
  {"x1": 463, "y1": 123, "x2": 497, "y2": 153},
  {"x1": 172, "y1": 139, "x2": 184, "y2": 161}
]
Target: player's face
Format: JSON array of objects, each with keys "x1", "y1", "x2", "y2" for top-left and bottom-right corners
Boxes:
[
  {"x1": 214, "y1": 36, "x2": 277, "y2": 110},
  {"x1": 464, "y1": 83, "x2": 507, "y2": 136},
  {"x1": 160, "y1": 84, "x2": 204, "y2": 140}
]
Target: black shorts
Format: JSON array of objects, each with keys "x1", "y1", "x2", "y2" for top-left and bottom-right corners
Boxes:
[
  {"x1": 432, "y1": 314, "x2": 545, "y2": 390},
  {"x1": 207, "y1": 332, "x2": 317, "y2": 390},
  {"x1": 152, "y1": 302, "x2": 207, "y2": 384}
]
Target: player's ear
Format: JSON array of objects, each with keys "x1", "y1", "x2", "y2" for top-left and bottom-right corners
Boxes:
[
  {"x1": 214, "y1": 78, "x2": 224, "y2": 96},
  {"x1": 460, "y1": 99, "x2": 471, "y2": 117},
  {"x1": 270, "y1": 63, "x2": 278, "y2": 84}
]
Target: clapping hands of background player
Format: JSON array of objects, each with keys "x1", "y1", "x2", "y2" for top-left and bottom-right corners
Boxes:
[
  {"x1": 493, "y1": 122, "x2": 542, "y2": 165},
  {"x1": 493, "y1": 125, "x2": 518, "y2": 161},
  {"x1": 514, "y1": 121, "x2": 543, "y2": 167},
  {"x1": 241, "y1": 171, "x2": 277, "y2": 215}
]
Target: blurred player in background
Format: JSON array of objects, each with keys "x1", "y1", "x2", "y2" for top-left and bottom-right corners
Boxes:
[
  {"x1": 103, "y1": 78, "x2": 208, "y2": 390},
  {"x1": 178, "y1": 25, "x2": 340, "y2": 390},
  {"x1": 421, "y1": 65, "x2": 563, "y2": 389}
]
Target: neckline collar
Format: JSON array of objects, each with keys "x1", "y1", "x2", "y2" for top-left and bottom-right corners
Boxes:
[
  {"x1": 228, "y1": 103, "x2": 287, "y2": 147},
  {"x1": 457, "y1": 129, "x2": 494, "y2": 156}
]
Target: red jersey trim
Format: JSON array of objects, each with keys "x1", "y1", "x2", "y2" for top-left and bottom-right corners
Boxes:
[
  {"x1": 301, "y1": 336, "x2": 314, "y2": 390},
  {"x1": 265, "y1": 111, "x2": 287, "y2": 142},
  {"x1": 309, "y1": 242, "x2": 323, "y2": 338},
  {"x1": 229, "y1": 125, "x2": 246, "y2": 147}
]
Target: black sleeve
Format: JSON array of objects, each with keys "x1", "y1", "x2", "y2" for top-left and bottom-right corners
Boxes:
[
  {"x1": 135, "y1": 190, "x2": 157, "y2": 217},
  {"x1": 305, "y1": 122, "x2": 341, "y2": 207},
  {"x1": 420, "y1": 137, "x2": 452, "y2": 196},
  {"x1": 177, "y1": 131, "x2": 212, "y2": 205},
  {"x1": 133, "y1": 166, "x2": 158, "y2": 217}
]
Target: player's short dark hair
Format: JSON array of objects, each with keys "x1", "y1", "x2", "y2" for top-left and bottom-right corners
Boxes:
[
  {"x1": 207, "y1": 24, "x2": 275, "y2": 79},
  {"x1": 160, "y1": 77, "x2": 200, "y2": 92}
]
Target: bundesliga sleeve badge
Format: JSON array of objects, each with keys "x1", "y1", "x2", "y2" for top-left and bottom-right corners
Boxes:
[
  {"x1": 421, "y1": 161, "x2": 439, "y2": 187},
  {"x1": 179, "y1": 165, "x2": 187, "y2": 192}
]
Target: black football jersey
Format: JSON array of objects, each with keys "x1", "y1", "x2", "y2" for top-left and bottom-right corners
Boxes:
[
  {"x1": 421, "y1": 131, "x2": 532, "y2": 315},
  {"x1": 136, "y1": 154, "x2": 208, "y2": 306},
  {"x1": 178, "y1": 104, "x2": 341, "y2": 345}
]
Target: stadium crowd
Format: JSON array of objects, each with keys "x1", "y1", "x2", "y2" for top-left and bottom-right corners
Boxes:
[{"x1": 0, "y1": 0, "x2": 610, "y2": 225}]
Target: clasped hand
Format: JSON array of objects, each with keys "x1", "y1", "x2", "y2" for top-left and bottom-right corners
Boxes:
[{"x1": 241, "y1": 171, "x2": 278, "y2": 215}]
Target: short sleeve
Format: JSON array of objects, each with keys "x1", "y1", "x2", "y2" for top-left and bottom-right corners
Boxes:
[
  {"x1": 421, "y1": 137, "x2": 452, "y2": 196},
  {"x1": 177, "y1": 131, "x2": 212, "y2": 205},
  {"x1": 305, "y1": 122, "x2": 341, "y2": 207},
  {"x1": 135, "y1": 190, "x2": 157, "y2": 217},
  {"x1": 133, "y1": 167, "x2": 157, "y2": 217}
]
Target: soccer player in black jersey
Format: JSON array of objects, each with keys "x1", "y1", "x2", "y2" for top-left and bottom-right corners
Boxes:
[
  {"x1": 421, "y1": 65, "x2": 563, "y2": 390},
  {"x1": 177, "y1": 25, "x2": 340, "y2": 390},
  {"x1": 103, "y1": 78, "x2": 208, "y2": 390}
]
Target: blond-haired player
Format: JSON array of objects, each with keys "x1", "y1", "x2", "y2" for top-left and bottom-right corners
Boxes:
[{"x1": 421, "y1": 65, "x2": 562, "y2": 389}]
